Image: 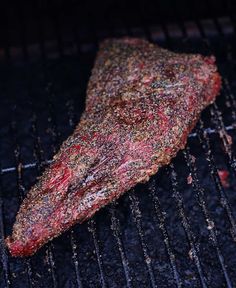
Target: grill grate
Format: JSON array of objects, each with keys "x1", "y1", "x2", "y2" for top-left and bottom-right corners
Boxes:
[
  {"x1": 183, "y1": 146, "x2": 233, "y2": 287},
  {"x1": 0, "y1": 9, "x2": 236, "y2": 288},
  {"x1": 109, "y1": 203, "x2": 132, "y2": 288},
  {"x1": 169, "y1": 163, "x2": 208, "y2": 288},
  {"x1": 148, "y1": 178, "x2": 182, "y2": 288},
  {"x1": 129, "y1": 191, "x2": 157, "y2": 287},
  {"x1": 11, "y1": 117, "x2": 34, "y2": 287},
  {"x1": 197, "y1": 120, "x2": 236, "y2": 240}
]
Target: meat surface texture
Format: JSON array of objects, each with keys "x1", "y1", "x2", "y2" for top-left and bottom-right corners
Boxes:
[{"x1": 6, "y1": 38, "x2": 221, "y2": 257}]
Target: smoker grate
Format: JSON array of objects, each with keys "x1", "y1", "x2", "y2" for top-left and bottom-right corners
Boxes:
[{"x1": 0, "y1": 5, "x2": 236, "y2": 288}]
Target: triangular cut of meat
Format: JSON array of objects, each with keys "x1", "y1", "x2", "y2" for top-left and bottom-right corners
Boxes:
[{"x1": 6, "y1": 38, "x2": 221, "y2": 256}]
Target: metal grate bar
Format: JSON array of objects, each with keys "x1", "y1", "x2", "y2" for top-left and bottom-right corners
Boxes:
[
  {"x1": 183, "y1": 146, "x2": 233, "y2": 287},
  {"x1": 109, "y1": 203, "x2": 133, "y2": 288},
  {"x1": 0, "y1": 168, "x2": 10, "y2": 288},
  {"x1": 29, "y1": 103, "x2": 58, "y2": 288},
  {"x1": 36, "y1": 82, "x2": 62, "y2": 288},
  {"x1": 169, "y1": 163, "x2": 208, "y2": 288},
  {"x1": 44, "y1": 246, "x2": 57, "y2": 288},
  {"x1": 10, "y1": 119, "x2": 33, "y2": 288},
  {"x1": 1, "y1": 160, "x2": 52, "y2": 174},
  {"x1": 70, "y1": 230, "x2": 83, "y2": 288},
  {"x1": 189, "y1": 125, "x2": 234, "y2": 137},
  {"x1": 129, "y1": 191, "x2": 157, "y2": 288},
  {"x1": 148, "y1": 178, "x2": 182, "y2": 288},
  {"x1": 29, "y1": 111, "x2": 45, "y2": 170},
  {"x1": 39, "y1": 84, "x2": 75, "y2": 288},
  {"x1": 88, "y1": 219, "x2": 107, "y2": 288},
  {"x1": 196, "y1": 121, "x2": 236, "y2": 239}
]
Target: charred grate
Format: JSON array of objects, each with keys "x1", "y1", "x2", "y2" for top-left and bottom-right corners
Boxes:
[{"x1": 0, "y1": 9, "x2": 236, "y2": 288}]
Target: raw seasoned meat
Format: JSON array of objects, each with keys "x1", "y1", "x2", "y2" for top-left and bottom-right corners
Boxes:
[{"x1": 6, "y1": 38, "x2": 221, "y2": 256}]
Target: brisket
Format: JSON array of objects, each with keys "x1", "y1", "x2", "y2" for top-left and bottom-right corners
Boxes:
[{"x1": 6, "y1": 38, "x2": 221, "y2": 256}]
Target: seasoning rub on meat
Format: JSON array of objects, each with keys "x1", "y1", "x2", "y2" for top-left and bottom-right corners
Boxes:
[{"x1": 6, "y1": 38, "x2": 221, "y2": 256}]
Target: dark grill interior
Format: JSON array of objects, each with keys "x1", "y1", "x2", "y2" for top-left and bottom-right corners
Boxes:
[{"x1": 0, "y1": 2, "x2": 236, "y2": 287}]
